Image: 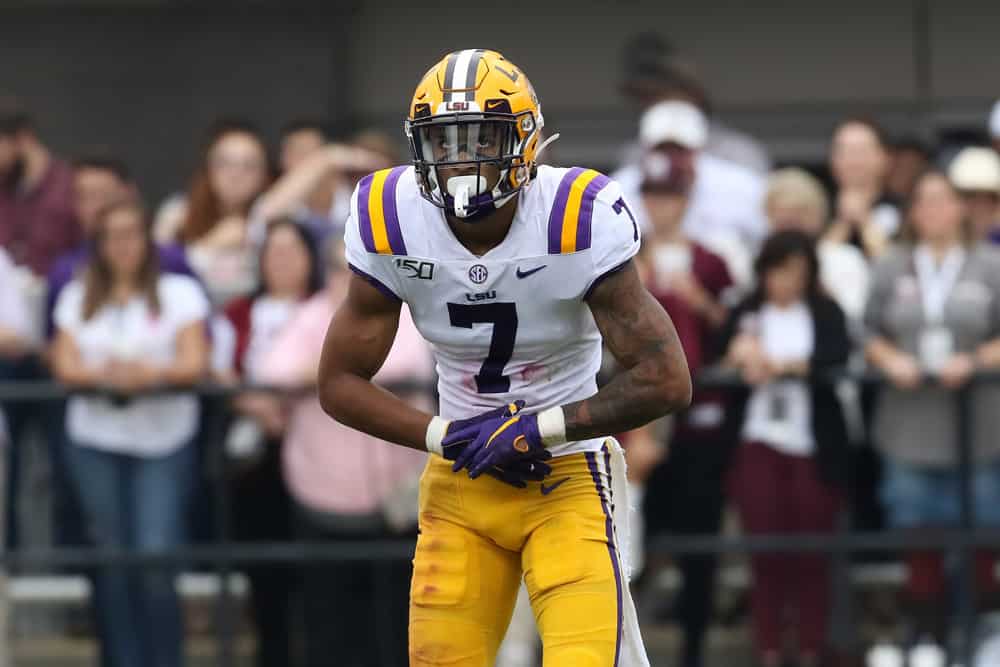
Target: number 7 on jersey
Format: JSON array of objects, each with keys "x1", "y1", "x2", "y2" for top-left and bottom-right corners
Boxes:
[{"x1": 447, "y1": 302, "x2": 518, "y2": 394}]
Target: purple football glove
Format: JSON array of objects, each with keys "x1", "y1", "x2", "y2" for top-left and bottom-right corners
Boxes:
[
  {"x1": 441, "y1": 401, "x2": 550, "y2": 488},
  {"x1": 444, "y1": 403, "x2": 553, "y2": 480}
]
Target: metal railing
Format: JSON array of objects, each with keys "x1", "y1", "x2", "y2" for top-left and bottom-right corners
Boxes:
[{"x1": 0, "y1": 369, "x2": 995, "y2": 664}]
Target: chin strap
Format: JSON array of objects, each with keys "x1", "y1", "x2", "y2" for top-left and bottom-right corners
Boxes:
[{"x1": 534, "y1": 133, "x2": 561, "y2": 162}]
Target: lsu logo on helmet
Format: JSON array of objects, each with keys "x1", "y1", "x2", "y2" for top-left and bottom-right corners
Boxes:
[{"x1": 404, "y1": 49, "x2": 549, "y2": 220}]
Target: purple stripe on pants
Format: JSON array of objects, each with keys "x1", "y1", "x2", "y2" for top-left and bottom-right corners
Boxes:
[
  {"x1": 381, "y1": 166, "x2": 408, "y2": 255},
  {"x1": 547, "y1": 167, "x2": 584, "y2": 254},
  {"x1": 357, "y1": 173, "x2": 376, "y2": 253},
  {"x1": 585, "y1": 450, "x2": 622, "y2": 666},
  {"x1": 576, "y1": 173, "x2": 611, "y2": 251}
]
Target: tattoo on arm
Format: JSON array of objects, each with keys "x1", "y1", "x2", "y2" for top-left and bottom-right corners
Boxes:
[{"x1": 563, "y1": 261, "x2": 692, "y2": 441}]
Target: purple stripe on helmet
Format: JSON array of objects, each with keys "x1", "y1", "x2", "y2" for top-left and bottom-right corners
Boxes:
[
  {"x1": 381, "y1": 166, "x2": 408, "y2": 255},
  {"x1": 576, "y1": 173, "x2": 611, "y2": 252},
  {"x1": 547, "y1": 167, "x2": 585, "y2": 254},
  {"x1": 585, "y1": 451, "x2": 623, "y2": 666},
  {"x1": 357, "y1": 173, "x2": 376, "y2": 253},
  {"x1": 348, "y1": 263, "x2": 401, "y2": 303}
]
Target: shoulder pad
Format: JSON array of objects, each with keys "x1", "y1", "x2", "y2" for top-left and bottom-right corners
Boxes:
[
  {"x1": 546, "y1": 167, "x2": 613, "y2": 254},
  {"x1": 357, "y1": 166, "x2": 409, "y2": 255}
]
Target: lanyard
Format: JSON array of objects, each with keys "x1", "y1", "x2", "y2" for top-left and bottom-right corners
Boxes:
[{"x1": 914, "y1": 245, "x2": 965, "y2": 324}]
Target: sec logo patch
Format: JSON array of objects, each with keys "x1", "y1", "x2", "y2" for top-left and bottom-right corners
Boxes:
[{"x1": 468, "y1": 264, "x2": 489, "y2": 284}]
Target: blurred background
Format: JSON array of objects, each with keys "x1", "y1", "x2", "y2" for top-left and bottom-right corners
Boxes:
[{"x1": 1, "y1": 1, "x2": 999, "y2": 666}]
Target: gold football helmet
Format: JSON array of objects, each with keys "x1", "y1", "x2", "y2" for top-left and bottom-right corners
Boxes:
[{"x1": 404, "y1": 49, "x2": 547, "y2": 220}]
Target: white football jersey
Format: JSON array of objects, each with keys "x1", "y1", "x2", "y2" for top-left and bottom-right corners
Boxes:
[{"x1": 344, "y1": 165, "x2": 641, "y2": 457}]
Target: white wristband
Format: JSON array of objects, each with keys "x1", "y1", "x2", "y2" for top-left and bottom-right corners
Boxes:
[
  {"x1": 537, "y1": 406, "x2": 567, "y2": 447},
  {"x1": 425, "y1": 416, "x2": 449, "y2": 457}
]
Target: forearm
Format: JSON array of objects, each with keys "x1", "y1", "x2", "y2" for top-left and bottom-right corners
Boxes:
[
  {"x1": 52, "y1": 358, "x2": 102, "y2": 387},
  {"x1": 255, "y1": 151, "x2": 336, "y2": 223},
  {"x1": 158, "y1": 361, "x2": 206, "y2": 386},
  {"x1": 320, "y1": 371, "x2": 433, "y2": 451},
  {"x1": 0, "y1": 327, "x2": 29, "y2": 357},
  {"x1": 866, "y1": 336, "x2": 905, "y2": 370},
  {"x1": 158, "y1": 326, "x2": 208, "y2": 385},
  {"x1": 564, "y1": 351, "x2": 691, "y2": 441},
  {"x1": 775, "y1": 359, "x2": 809, "y2": 377},
  {"x1": 974, "y1": 338, "x2": 1000, "y2": 368},
  {"x1": 860, "y1": 223, "x2": 889, "y2": 258},
  {"x1": 701, "y1": 300, "x2": 728, "y2": 330},
  {"x1": 823, "y1": 220, "x2": 851, "y2": 244}
]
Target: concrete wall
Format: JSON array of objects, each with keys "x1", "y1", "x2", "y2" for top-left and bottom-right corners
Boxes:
[{"x1": 0, "y1": 1, "x2": 997, "y2": 200}]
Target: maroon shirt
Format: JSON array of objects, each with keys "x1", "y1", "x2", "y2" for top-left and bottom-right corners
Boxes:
[
  {"x1": 647, "y1": 243, "x2": 733, "y2": 440},
  {"x1": 0, "y1": 158, "x2": 79, "y2": 275}
]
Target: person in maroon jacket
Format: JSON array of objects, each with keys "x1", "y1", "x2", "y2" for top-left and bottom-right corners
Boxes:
[
  {"x1": 0, "y1": 97, "x2": 78, "y2": 276},
  {"x1": 627, "y1": 147, "x2": 734, "y2": 667}
]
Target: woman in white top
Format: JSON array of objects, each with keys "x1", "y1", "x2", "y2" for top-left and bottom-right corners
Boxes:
[
  {"x1": 51, "y1": 199, "x2": 210, "y2": 667},
  {"x1": 721, "y1": 230, "x2": 851, "y2": 667}
]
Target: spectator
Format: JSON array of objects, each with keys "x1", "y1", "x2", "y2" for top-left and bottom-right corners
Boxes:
[
  {"x1": 948, "y1": 147, "x2": 1000, "y2": 242},
  {"x1": 0, "y1": 246, "x2": 22, "y2": 663},
  {"x1": 629, "y1": 145, "x2": 733, "y2": 667},
  {"x1": 0, "y1": 97, "x2": 78, "y2": 276},
  {"x1": 257, "y1": 241, "x2": 430, "y2": 667},
  {"x1": 823, "y1": 118, "x2": 901, "y2": 259},
  {"x1": 614, "y1": 99, "x2": 766, "y2": 287},
  {"x1": 766, "y1": 167, "x2": 871, "y2": 323},
  {"x1": 46, "y1": 156, "x2": 197, "y2": 338},
  {"x1": 886, "y1": 137, "x2": 932, "y2": 203},
  {"x1": 721, "y1": 230, "x2": 851, "y2": 667},
  {"x1": 155, "y1": 120, "x2": 272, "y2": 306},
  {"x1": 278, "y1": 119, "x2": 328, "y2": 174},
  {"x1": 51, "y1": 199, "x2": 210, "y2": 667},
  {"x1": 0, "y1": 242, "x2": 39, "y2": 408},
  {"x1": 0, "y1": 243, "x2": 34, "y2": 667},
  {"x1": 251, "y1": 141, "x2": 383, "y2": 245},
  {"x1": 222, "y1": 219, "x2": 322, "y2": 667},
  {"x1": 619, "y1": 31, "x2": 771, "y2": 173},
  {"x1": 865, "y1": 170, "x2": 1000, "y2": 650}
]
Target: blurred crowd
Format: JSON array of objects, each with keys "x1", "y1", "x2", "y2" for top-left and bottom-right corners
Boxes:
[{"x1": 0, "y1": 32, "x2": 999, "y2": 667}]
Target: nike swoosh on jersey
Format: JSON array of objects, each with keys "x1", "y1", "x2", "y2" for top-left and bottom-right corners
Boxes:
[
  {"x1": 540, "y1": 476, "x2": 571, "y2": 495},
  {"x1": 515, "y1": 265, "x2": 547, "y2": 279}
]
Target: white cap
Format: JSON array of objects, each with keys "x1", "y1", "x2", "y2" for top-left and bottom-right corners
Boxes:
[
  {"x1": 990, "y1": 99, "x2": 1000, "y2": 139},
  {"x1": 948, "y1": 146, "x2": 1000, "y2": 193},
  {"x1": 639, "y1": 100, "x2": 708, "y2": 150},
  {"x1": 866, "y1": 643, "x2": 904, "y2": 667}
]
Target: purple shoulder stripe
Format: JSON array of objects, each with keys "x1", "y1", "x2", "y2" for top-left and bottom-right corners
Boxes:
[
  {"x1": 356, "y1": 173, "x2": 377, "y2": 253},
  {"x1": 382, "y1": 166, "x2": 408, "y2": 255},
  {"x1": 575, "y1": 173, "x2": 611, "y2": 251},
  {"x1": 547, "y1": 167, "x2": 585, "y2": 254},
  {"x1": 348, "y1": 263, "x2": 401, "y2": 303}
]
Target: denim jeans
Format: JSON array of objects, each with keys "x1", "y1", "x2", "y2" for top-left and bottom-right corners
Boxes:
[
  {"x1": 66, "y1": 441, "x2": 197, "y2": 667},
  {"x1": 881, "y1": 459, "x2": 1000, "y2": 528}
]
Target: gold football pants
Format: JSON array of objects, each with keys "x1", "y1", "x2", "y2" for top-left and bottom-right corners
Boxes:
[{"x1": 409, "y1": 442, "x2": 625, "y2": 666}]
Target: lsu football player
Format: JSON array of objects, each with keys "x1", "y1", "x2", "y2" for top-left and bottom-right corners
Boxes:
[{"x1": 319, "y1": 49, "x2": 692, "y2": 666}]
